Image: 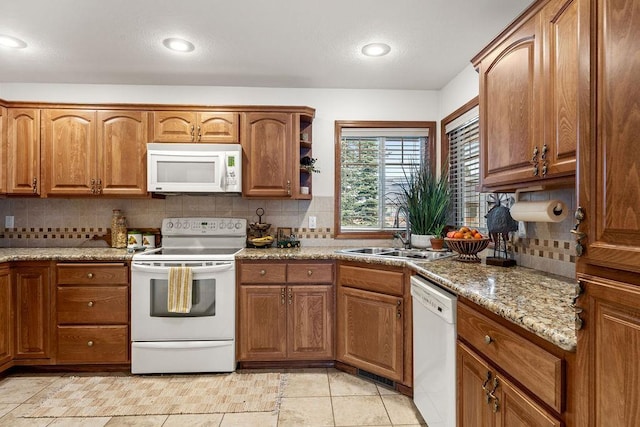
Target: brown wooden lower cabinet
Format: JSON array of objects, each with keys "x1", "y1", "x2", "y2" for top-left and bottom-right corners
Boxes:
[
  {"x1": 576, "y1": 274, "x2": 640, "y2": 427},
  {"x1": 237, "y1": 260, "x2": 335, "y2": 363},
  {"x1": 0, "y1": 265, "x2": 12, "y2": 366},
  {"x1": 336, "y1": 286, "x2": 403, "y2": 382},
  {"x1": 335, "y1": 262, "x2": 410, "y2": 386},
  {"x1": 55, "y1": 262, "x2": 130, "y2": 364},
  {"x1": 458, "y1": 343, "x2": 561, "y2": 427},
  {"x1": 13, "y1": 262, "x2": 51, "y2": 360},
  {"x1": 238, "y1": 284, "x2": 334, "y2": 361}
]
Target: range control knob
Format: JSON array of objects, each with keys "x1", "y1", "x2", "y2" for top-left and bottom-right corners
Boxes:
[
  {"x1": 165, "y1": 221, "x2": 174, "y2": 229},
  {"x1": 235, "y1": 222, "x2": 242, "y2": 229},
  {"x1": 183, "y1": 221, "x2": 191, "y2": 229},
  {"x1": 220, "y1": 222, "x2": 227, "y2": 229},
  {"x1": 175, "y1": 221, "x2": 182, "y2": 229}
]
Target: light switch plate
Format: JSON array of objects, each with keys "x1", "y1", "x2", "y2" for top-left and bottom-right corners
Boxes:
[
  {"x1": 5, "y1": 216, "x2": 14, "y2": 228},
  {"x1": 309, "y1": 216, "x2": 317, "y2": 229}
]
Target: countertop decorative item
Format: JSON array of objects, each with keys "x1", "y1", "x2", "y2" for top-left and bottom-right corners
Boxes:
[
  {"x1": 276, "y1": 227, "x2": 300, "y2": 248},
  {"x1": 485, "y1": 196, "x2": 519, "y2": 267},
  {"x1": 445, "y1": 237, "x2": 490, "y2": 262},
  {"x1": 396, "y1": 166, "x2": 450, "y2": 249},
  {"x1": 247, "y1": 208, "x2": 274, "y2": 248}
]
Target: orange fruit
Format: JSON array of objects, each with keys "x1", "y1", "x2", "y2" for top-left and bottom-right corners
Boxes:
[{"x1": 453, "y1": 232, "x2": 463, "y2": 239}]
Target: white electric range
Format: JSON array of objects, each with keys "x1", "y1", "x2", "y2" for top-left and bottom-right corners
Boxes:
[{"x1": 130, "y1": 217, "x2": 246, "y2": 374}]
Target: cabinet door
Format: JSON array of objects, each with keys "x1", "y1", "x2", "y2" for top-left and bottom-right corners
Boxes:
[
  {"x1": 576, "y1": 276, "x2": 640, "y2": 427},
  {"x1": 576, "y1": 0, "x2": 640, "y2": 274},
  {"x1": 7, "y1": 108, "x2": 40, "y2": 195},
  {"x1": 42, "y1": 109, "x2": 97, "y2": 196},
  {"x1": 478, "y1": 17, "x2": 541, "y2": 189},
  {"x1": 0, "y1": 107, "x2": 6, "y2": 194},
  {"x1": 149, "y1": 111, "x2": 197, "y2": 142},
  {"x1": 237, "y1": 285, "x2": 287, "y2": 361},
  {"x1": 457, "y1": 343, "x2": 561, "y2": 427},
  {"x1": 14, "y1": 264, "x2": 51, "y2": 359},
  {"x1": 197, "y1": 112, "x2": 239, "y2": 143},
  {"x1": 457, "y1": 343, "x2": 496, "y2": 427},
  {"x1": 288, "y1": 285, "x2": 334, "y2": 360},
  {"x1": 97, "y1": 111, "x2": 148, "y2": 196},
  {"x1": 0, "y1": 266, "x2": 11, "y2": 366},
  {"x1": 336, "y1": 286, "x2": 403, "y2": 382},
  {"x1": 242, "y1": 112, "x2": 293, "y2": 197},
  {"x1": 541, "y1": 0, "x2": 580, "y2": 179}
]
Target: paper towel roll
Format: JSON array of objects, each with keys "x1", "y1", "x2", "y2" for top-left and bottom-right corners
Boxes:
[{"x1": 510, "y1": 200, "x2": 569, "y2": 223}]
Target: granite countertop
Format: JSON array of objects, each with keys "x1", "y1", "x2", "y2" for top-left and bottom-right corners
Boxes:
[
  {"x1": 239, "y1": 246, "x2": 578, "y2": 352},
  {"x1": 0, "y1": 247, "x2": 133, "y2": 262},
  {"x1": 1, "y1": 246, "x2": 577, "y2": 351}
]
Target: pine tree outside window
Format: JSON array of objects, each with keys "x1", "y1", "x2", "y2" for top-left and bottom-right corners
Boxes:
[{"x1": 334, "y1": 121, "x2": 436, "y2": 239}]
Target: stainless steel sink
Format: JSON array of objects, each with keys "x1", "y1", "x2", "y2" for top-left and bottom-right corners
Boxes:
[{"x1": 337, "y1": 247, "x2": 454, "y2": 261}]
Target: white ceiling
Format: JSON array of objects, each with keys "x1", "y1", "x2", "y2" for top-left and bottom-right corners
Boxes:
[{"x1": 0, "y1": 0, "x2": 532, "y2": 90}]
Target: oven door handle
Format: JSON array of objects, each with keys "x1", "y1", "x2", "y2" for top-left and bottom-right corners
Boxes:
[{"x1": 131, "y1": 263, "x2": 233, "y2": 274}]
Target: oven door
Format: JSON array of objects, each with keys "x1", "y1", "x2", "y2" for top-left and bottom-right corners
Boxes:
[{"x1": 131, "y1": 260, "x2": 235, "y2": 341}]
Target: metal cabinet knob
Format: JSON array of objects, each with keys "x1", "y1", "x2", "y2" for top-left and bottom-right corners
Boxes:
[
  {"x1": 307, "y1": 270, "x2": 313, "y2": 276},
  {"x1": 87, "y1": 341, "x2": 94, "y2": 347},
  {"x1": 87, "y1": 273, "x2": 94, "y2": 279},
  {"x1": 87, "y1": 301, "x2": 94, "y2": 307},
  {"x1": 484, "y1": 335, "x2": 493, "y2": 344},
  {"x1": 260, "y1": 269, "x2": 266, "y2": 276}
]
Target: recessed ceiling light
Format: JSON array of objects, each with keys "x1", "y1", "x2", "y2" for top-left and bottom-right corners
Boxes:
[
  {"x1": 361, "y1": 43, "x2": 391, "y2": 57},
  {"x1": 0, "y1": 34, "x2": 27, "y2": 49},
  {"x1": 162, "y1": 38, "x2": 195, "y2": 53}
]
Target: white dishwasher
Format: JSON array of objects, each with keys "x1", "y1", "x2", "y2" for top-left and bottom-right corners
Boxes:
[{"x1": 411, "y1": 274, "x2": 457, "y2": 427}]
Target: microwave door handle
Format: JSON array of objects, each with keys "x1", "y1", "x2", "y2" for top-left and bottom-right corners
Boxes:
[{"x1": 131, "y1": 263, "x2": 234, "y2": 274}]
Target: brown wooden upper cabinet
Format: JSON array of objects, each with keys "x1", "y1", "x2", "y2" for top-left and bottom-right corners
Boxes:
[
  {"x1": 242, "y1": 112, "x2": 294, "y2": 198},
  {"x1": 42, "y1": 109, "x2": 148, "y2": 197},
  {"x1": 0, "y1": 106, "x2": 6, "y2": 194},
  {"x1": 473, "y1": 0, "x2": 579, "y2": 191},
  {"x1": 149, "y1": 111, "x2": 238, "y2": 143},
  {"x1": 6, "y1": 108, "x2": 41, "y2": 195}
]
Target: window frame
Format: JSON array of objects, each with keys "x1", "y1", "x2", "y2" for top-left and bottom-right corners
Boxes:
[
  {"x1": 334, "y1": 120, "x2": 436, "y2": 239},
  {"x1": 440, "y1": 97, "x2": 485, "y2": 230}
]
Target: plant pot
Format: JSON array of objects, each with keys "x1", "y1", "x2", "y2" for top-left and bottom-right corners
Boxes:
[
  {"x1": 430, "y1": 237, "x2": 445, "y2": 250},
  {"x1": 411, "y1": 234, "x2": 434, "y2": 249}
]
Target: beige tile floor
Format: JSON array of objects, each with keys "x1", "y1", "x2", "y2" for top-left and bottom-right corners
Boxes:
[{"x1": 0, "y1": 369, "x2": 427, "y2": 427}]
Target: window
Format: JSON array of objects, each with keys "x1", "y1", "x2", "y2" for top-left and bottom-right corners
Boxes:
[
  {"x1": 334, "y1": 121, "x2": 436, "y2": 238},
  {"x1": 441, "y1": 98, "x2": 488, "y2": 231}
]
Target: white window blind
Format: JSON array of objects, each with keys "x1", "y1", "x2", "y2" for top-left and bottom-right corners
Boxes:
[
  {"x1": 447, "y1": 111, "x2": 487, "y2": 230},
  {"x1": 340, "y1": 130, "x2": 429, "y2": 231}
]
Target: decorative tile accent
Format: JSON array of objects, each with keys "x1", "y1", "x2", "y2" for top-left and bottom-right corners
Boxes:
[
  {"x1": 1, "y1": 227, "x2": 107, "y2": 241},
  {"x1": 293, "y1": 227, "x2": 333, "y2": 239},
  {"x1": 512, "y1": 237, "x2": 576, "y2": 263}
]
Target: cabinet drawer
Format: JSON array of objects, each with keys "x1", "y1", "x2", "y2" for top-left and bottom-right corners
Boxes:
[
  {"x1": 240, "y1": 263, "x2": 287, "y2": 283},
  {"x1": 338, "y1": 264, "x2": 404, "y2": 296},
  {"x1": 457, "y1": 302, "x2": 563, "y2": 412},
  {"x1": 57, "y1": 263, "x2": 128, "y2": 285},
  {"x1": 287, "y1": 263, "x2": 334, "y2": 283},
  {"x1": 57, "y1": 325, "x2": 129, "y2": 364},
  {"x1": 57, "y1": 286, "x2": 128, "y2": 324}
]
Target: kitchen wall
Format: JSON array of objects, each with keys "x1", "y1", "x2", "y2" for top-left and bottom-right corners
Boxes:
[{"x1": 0, "y1": 76, "x2": 578, "y2": 279}]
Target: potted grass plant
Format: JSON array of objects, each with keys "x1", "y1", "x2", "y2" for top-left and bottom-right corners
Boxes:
[{"x1": 397, "y1": 166, "x2": 450, "y2": 249}]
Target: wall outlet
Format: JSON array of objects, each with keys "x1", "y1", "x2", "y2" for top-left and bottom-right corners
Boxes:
[
  {"x1": 5, "y1": 216, "x2": 14, "y2": 228},
  {"x1": 309, "y1": 216, "x2": 317, "y2": 229},
  {"x1": 517, "y1": 220, "x2": 526, "y2": 238}
]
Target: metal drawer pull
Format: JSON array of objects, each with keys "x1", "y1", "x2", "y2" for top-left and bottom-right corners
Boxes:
[
  {"x1": 260, "y1": 269, "x2": 266, "y2": 276},
  {"x1": 484, "y1": 335, "x2": 493, "y2": 344},
  {"x1": 87, "y1": 341, "x2": 94, "y2": 347},
  {"x1": 87, "y1": 301, "x2": 94, "y2": 307},
  {"x1": 307, "y1": 270, "x2": 313, "y2": 276},
  {"x1": 87, "y1": 273, "x2": 94, "y2": 278}
]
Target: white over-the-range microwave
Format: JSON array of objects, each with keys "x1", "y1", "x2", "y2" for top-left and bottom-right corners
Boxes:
[{"x1": 147, "y1": 143, "x2": 242, "y2": 194}]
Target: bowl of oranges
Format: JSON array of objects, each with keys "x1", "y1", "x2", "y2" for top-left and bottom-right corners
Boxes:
[{"x1": 444, "y1": 227, "x2": 490, "y2": 263}]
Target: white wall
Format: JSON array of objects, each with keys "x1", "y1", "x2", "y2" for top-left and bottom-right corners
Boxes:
[
  {"x1": 0, "y1": 83, "x2": 440, "y2": 197},
  {"x1": 438, "y1": 64, "x2": 479, "y2": 120}
]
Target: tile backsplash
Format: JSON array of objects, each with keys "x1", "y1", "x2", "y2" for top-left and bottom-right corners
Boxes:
[
  {"x1": 0, "y1": 187, "x2": 577, "y2": 279},
  {"x1": 0, "y1": 195, "x2": 336, "y2": 248}
]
